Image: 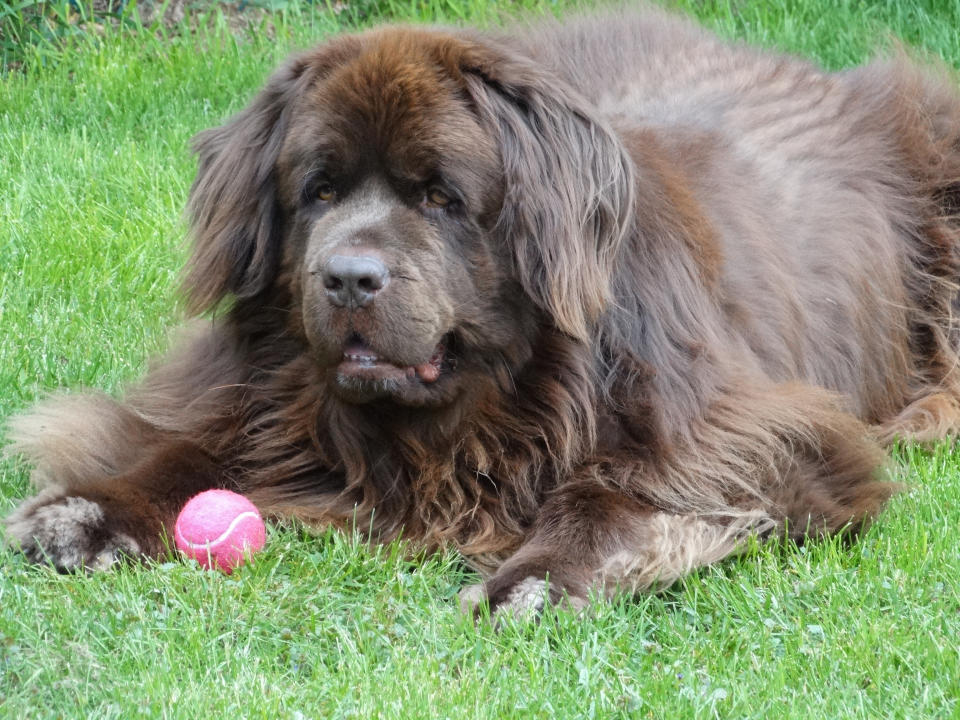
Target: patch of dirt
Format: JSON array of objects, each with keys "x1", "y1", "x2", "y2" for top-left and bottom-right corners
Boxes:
[{"x1": 132, "y1": 0, "x2": 274, "y2": 34}]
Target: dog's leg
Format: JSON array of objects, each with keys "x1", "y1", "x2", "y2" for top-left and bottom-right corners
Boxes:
[
  {"x1": 5, "y1": 395, "x2": 226, "y2": 571},
  {"x1": 6, "y1": 441, "x2": 223, "y2": 572},
  {"x1": 461, "y1": 482, "x2": 770, "y2": 619},
  {"x1": 876, "y1": 391, "x2": 960, "y2": 444},
  {"x1": 464, "y1": 384, "x2": 894, "y2": 619}
]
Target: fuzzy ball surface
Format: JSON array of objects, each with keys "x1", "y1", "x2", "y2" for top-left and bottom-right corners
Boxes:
[{"x1": 174, "y1": 490, "x2": 266, "y2": 573}]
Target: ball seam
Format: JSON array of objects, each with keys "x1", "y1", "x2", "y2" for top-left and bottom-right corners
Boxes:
[{"x1": 175, "y1": 511, "x2": 263, "y2": 551}]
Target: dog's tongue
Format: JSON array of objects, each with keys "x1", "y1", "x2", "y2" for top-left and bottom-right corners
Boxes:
[
  {"x1": 414, "y1": 348, "x2": 442, "y2": 383},
  {"x1": 414, "y1": 362, "x2": 439, "y2": 382}
]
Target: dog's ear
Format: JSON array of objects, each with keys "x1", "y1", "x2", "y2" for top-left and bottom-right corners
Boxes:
[
  {"x1": 183, "y1": 58, "x2": 305, "y2": 314},
  {"x1": 183, "y1": 39, "x2": 361, "y2": 315},
  {"x1": 458, "y1": 40, "x2": 635, "y2": 342}
]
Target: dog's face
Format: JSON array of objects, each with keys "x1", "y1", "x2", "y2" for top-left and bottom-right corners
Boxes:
[
  {"x1": 276, "y1": 36, "x2": 519, "y2": 406},
  {"x1": 184, "y1": 29, "x2": 634, "y2": 407}
]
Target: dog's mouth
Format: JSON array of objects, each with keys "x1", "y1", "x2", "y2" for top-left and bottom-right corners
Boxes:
[{"x1": 335, "y1": 333, "x2": 451, "y2": 387}]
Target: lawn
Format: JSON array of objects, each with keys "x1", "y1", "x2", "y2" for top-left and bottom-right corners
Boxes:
[{"x1": 1, "y1": 0, "x2": 959, "y2": 717}]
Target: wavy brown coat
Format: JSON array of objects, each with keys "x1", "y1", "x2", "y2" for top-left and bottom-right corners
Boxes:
[{"x1": 8, "y1": 8, "x2": 960, "y2": 616}]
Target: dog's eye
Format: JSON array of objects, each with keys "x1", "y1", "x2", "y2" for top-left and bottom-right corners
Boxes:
[
  {"x1": 317, "y1": 183, "x2": 336, "y2": 203},
  {"x1": 425, "y1": 187, "x2": 452, "y2": 208}
]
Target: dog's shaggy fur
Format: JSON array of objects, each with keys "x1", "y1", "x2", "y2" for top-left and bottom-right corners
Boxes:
[{"x1": 8, "y1": 7, "x2": 960, "y2": 616}]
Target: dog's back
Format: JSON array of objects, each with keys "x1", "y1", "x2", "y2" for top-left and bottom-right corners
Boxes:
[{"x1": 506, "y1": 8, "x2": 960, "y2": 435}]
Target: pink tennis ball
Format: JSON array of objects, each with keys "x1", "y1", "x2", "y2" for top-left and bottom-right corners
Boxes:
[{"x1": 174, "y1": 490, "x2": 266, "y2": 574}]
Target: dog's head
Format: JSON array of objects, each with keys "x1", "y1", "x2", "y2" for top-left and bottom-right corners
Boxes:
[{"x1": 185, "y1": 28, "x2": 633, "y2": 406}]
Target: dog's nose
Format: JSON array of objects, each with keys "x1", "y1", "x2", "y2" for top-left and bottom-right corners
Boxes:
[{"x1": 321, "y1": 254, "x2": 390, "y2": 308}]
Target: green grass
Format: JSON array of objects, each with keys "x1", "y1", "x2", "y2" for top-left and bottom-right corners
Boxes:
[{"x1": 2, "y1": 1, "x2": 960, "y2": 717}]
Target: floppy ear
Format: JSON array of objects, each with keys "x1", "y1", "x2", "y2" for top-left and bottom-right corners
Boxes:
[
  {"x1": 183, "y1": 58, "x2": 311, "y2": 314},
  {"x1": 458, "y1": 42, "x2": 635, "y2": 342},
  {"x1": 183, "y1": 37, "x2": 369, "y2": 315}
]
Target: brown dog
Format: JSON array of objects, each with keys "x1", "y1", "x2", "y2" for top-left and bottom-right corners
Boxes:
[{"x1": 7, "y1": 8, "x2": 960, "y2": 617}]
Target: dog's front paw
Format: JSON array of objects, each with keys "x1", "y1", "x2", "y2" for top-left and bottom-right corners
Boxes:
[
  {"x1": 460, "y1": 573, "x2": 588, "y2": 622},
  {"x1": 5, "y1": 489, "x2": 143, "y2": 572}
]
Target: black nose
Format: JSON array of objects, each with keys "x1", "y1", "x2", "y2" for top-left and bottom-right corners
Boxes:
[{"x1": 321, "y1": 254, "x2": 390, "y2": 308}]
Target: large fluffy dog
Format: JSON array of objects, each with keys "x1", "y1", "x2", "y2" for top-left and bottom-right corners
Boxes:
[{"x1": 7, "y1": 8, "x2": 960, "y2": 616}]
